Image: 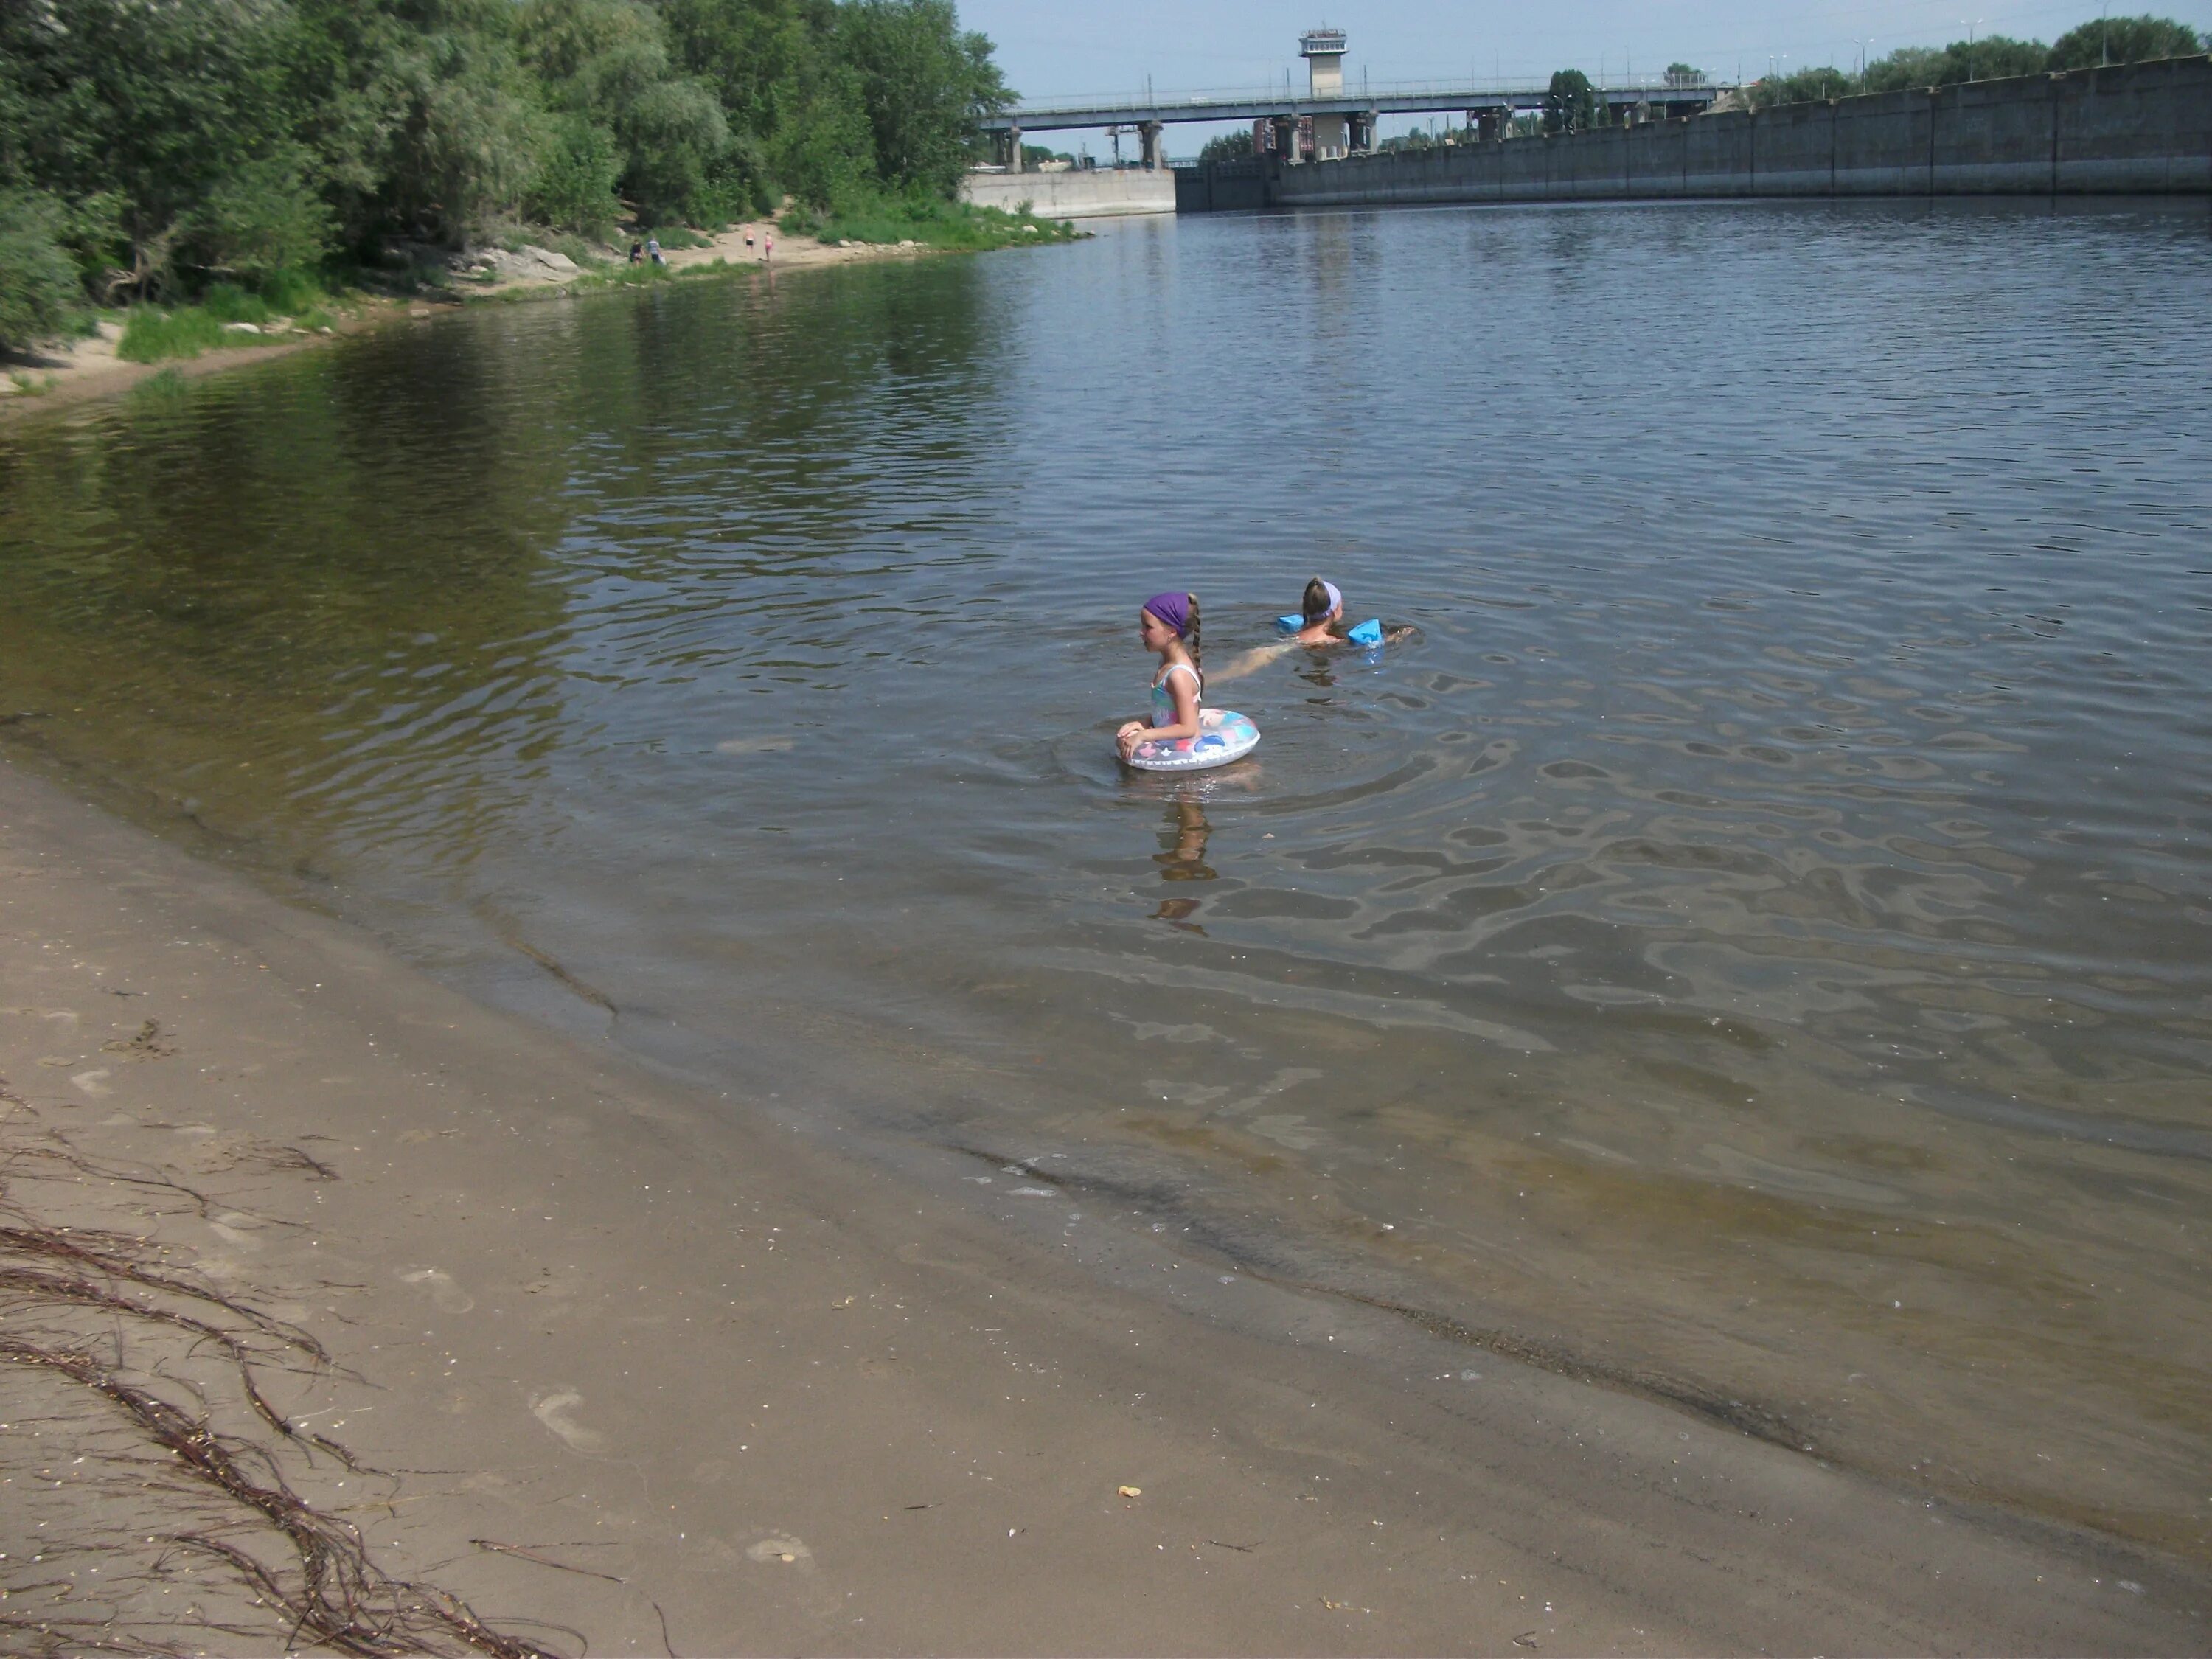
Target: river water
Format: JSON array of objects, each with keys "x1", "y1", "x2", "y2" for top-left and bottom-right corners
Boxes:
[{"x1": 4, "y1": 198, "x2": 2208, "y2": 1558}]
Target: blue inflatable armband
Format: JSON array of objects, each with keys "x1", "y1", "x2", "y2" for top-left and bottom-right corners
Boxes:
[
  {"x1": 1346, "y1": 618, "x2": 1385, "y2": 647},
  {"x1": 1276, "y1": 613, "x2": 1304, "y2": 633}
]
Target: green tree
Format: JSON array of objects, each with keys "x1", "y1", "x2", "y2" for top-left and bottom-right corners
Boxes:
[
  {"x1": 1952, "y1": 33, "x2": 2051, "y2": 80},
  {"x1": 773, "y1": 55, "x2": 877, "y2": 205},
  {"x1": 1543, "y1": 69, "x2": 1596, "y2": 134},
  {"x1": 1746, "y1": 66, "x2": 1856, "y2": 108},
  {"x1": 196, "y1": 147, "x2": 336, "y2": 282},
  {"x1": 0, "y1": 0, "x2": 1030, "y2": 303},
  {"x1": 527, "y1": 114, "x2": 625, "y2": 232},
  {"x1": 2048, "y1": 13, "x2": 2204, "y2": 69},
  {"x1": 313, "y1": 0, "x2": 542, "y2": 246},
  {"x1": 1854, "y1": 32, "x2": 2049, "y2": 93},
  {"x1": 1197, "y1": 128, "x2": 1256, "y2": 162},
  {"x1": 832, "y1": 0, "x2": 1009, "y2": 198},
  {"x1": 0, "y1": 192, "x2": 83, "y2": 350},
  {"x1": 517, "y1": 0, "x2": 748, "y2": 223},
  {"x1": 655, "y1": 0, "x2": 823, "y2": 147},
  {"x1": 1861, "y1": 46, "x2": 1950, "y2": 91},
  {"x1": 0, "y1": 0, "x2": 324, "y2": 293}
]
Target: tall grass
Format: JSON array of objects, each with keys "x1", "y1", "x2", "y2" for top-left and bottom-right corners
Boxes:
[
  {"x1": 638, "y1": 224, "x2": 714, "y2": 250},
  {"x1": 117, "y1": 306, "x2": 226, "y2": 361},
  {"x1": 129, "y1": 366, "x2": 191, "y2": 403},
  {"x1": 118, "y1": 275, "x2": 335, "y2": 363},
  {"x1": 783, "y1": 192, "x2": 1075, "y2": 251}
]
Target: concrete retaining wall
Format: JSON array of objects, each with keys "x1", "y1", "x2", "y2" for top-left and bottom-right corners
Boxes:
[
  {"x1": 1172, "y1": 161, "x2": 1269, "y2": 213},
  {"x1": 961, "y1": 168, "x2": 1175, "y2": 218},
  {"x1": 1190, "y1": 55, "x2": 2210, "y2": 211}
]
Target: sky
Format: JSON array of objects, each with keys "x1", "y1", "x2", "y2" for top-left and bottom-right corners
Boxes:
[{"x1": 959, "y1": 0, "x2": 2212, "y2": 156}]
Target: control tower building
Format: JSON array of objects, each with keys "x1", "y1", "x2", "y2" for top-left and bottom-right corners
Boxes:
[{"x1": 1301, "y1": 28, "x2": 1350, "y2": 159}]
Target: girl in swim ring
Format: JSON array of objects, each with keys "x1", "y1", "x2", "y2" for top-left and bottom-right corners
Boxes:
[{"x1": 1116, "y1": 591, "x2": 1203, "y2": 761}]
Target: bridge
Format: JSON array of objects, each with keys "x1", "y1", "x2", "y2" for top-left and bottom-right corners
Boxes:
[{"x1": 979, "y1": 40, "x2": 1732, "y2": 171}]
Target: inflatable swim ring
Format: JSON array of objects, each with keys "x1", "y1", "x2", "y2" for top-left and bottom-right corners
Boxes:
[
  {"x1": 1122, "y1": 707, "x2": 1262, "y2": 772},
  {"x1": 1277, "y1": 615, "x2": 1386, "y2": 647}
]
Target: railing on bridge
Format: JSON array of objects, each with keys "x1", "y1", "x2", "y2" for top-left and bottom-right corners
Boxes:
[{"x1": 990, "y1": 76, "x2": 1729, "y2": 125}]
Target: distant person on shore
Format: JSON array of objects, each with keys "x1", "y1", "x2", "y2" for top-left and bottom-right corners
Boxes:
[
  {"x1": 628, "y1": 239, "x2": 643, "y2": 265},
  {"x1": 1116, "y1": 592, "x2": 1205, "y2": 761},
  {"x1": 647, "y1": 234, "x2": 665, "y2": 267},
  {"x1": 745, "y1": 230, "x2": 756, "y2": 255},
  {"x1": 764, "y1": 232, "x2": 773, "y2": 264}
]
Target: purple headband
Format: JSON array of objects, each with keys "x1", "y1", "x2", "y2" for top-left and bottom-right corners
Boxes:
[
  {"x1": 1320, "y1": 580, "x2": 1343, "y2": 616},
  {"x1": 1143, "y1": 591, "x2": 1192, "y2": 637}
]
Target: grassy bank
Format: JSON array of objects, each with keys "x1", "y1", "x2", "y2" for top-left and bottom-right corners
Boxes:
[
  {"x1": 459, "y1": 252, "x2": 740, "y2": 307},
  {"x1": 782, "y1": 193, "x2": 1076, "y2": 251},
  {"x1": 117, "y1": 276, "x2": 339, "y2": 364}
]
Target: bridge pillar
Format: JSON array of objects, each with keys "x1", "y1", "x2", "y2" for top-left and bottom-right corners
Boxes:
[
  {"x1": 1270, "y1": 114, "x2": 1298, "y2": 163},
  {"x1": 1138, "y1": 120, "x2": 1164, "y2": 170},
  {"x1": 1006, "y1": 125, "x2": 1025, "y2": 172}
]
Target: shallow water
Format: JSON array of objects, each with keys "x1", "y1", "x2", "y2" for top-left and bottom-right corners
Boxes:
[{"x1": 4, "y1": 198, "x2": 2210, "y2": 1556}]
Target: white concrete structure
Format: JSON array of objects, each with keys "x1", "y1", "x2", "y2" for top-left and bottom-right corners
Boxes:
[{"x1": 960, "y1": 168, "x2": 1176, "y2": 219}]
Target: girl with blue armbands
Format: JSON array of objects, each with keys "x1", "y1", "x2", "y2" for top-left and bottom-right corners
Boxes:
[
  {"x1": 1280, "y1": 577, "x2": 1405, "y2": 647},
  {"x1": 1215, "y1": 577, "x2": 1410, "y2": 684}
]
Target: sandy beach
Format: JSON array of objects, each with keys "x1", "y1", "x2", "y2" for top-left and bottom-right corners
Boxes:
[{"x1": 1, "y1": 757, "x2": 2202, "y2": 1653}]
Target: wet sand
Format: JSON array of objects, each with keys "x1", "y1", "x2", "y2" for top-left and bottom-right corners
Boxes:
[
  {"x1": 0, "y1": 758, "x2": 2202, "y2": 1655},
  {"x1": 0, "y1": 313, "x2": 366, "y2": 420}
]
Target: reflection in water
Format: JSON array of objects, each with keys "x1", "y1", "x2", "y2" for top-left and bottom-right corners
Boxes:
[
  {"x1": 3, "y1": 202, "x2": 2211, "y2": 1560},
  {"x1": 1153, "y1": 799, "x2": 1215, "y2": 882},
  {"x1": 1150, "y1": 798, "x2": 1215, "y2": 929}
]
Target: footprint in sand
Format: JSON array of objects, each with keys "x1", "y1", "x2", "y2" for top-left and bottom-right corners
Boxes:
[
  {"x1": 1247, "y1": 1112, "x2": 1325, "y2": 1150},
  {"x1": 69, "y1": 1068, "x2": 112, "y2": 1098},
  {"x1": 209, "y1": 1211, "x2": 269, "y2": 1251},
  {"x1": 529, "y1": 1389, "x2": 608, "y2": 1453},
  {"x1": 397, "y1": 1266, "x2": 476, "y2": 1314}
]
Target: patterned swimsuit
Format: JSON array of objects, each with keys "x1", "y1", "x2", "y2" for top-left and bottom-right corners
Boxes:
[{"x1": 1150, "y1": 661, "x2": 1202, "y2": 727}]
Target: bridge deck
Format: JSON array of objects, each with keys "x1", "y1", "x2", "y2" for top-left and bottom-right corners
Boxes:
[{"x1": 982, "y1": 80, "x2": 1728, "y2": 133}]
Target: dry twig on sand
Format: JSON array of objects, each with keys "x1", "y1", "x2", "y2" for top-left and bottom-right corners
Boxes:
[{"x1": 0, "y1": 1104, "x2": 564, "y2": 1657}]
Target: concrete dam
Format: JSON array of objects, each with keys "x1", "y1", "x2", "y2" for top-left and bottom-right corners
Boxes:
[{"x1": 1176, "y1": 56, "x2": 2212, "y2": 212}]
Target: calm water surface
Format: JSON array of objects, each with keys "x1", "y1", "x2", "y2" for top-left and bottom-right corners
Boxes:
[{"x1": 4, "y1": 199, "x2": 2209, "y2": 1556}]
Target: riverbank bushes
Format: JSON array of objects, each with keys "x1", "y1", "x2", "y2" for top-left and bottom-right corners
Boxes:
[
  {"x1": 0, "y1": 0, "x2": 1013, "y2": 352},
  {"x1": 0, "y1": 194, "x2": 86, "y2": 352}
]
